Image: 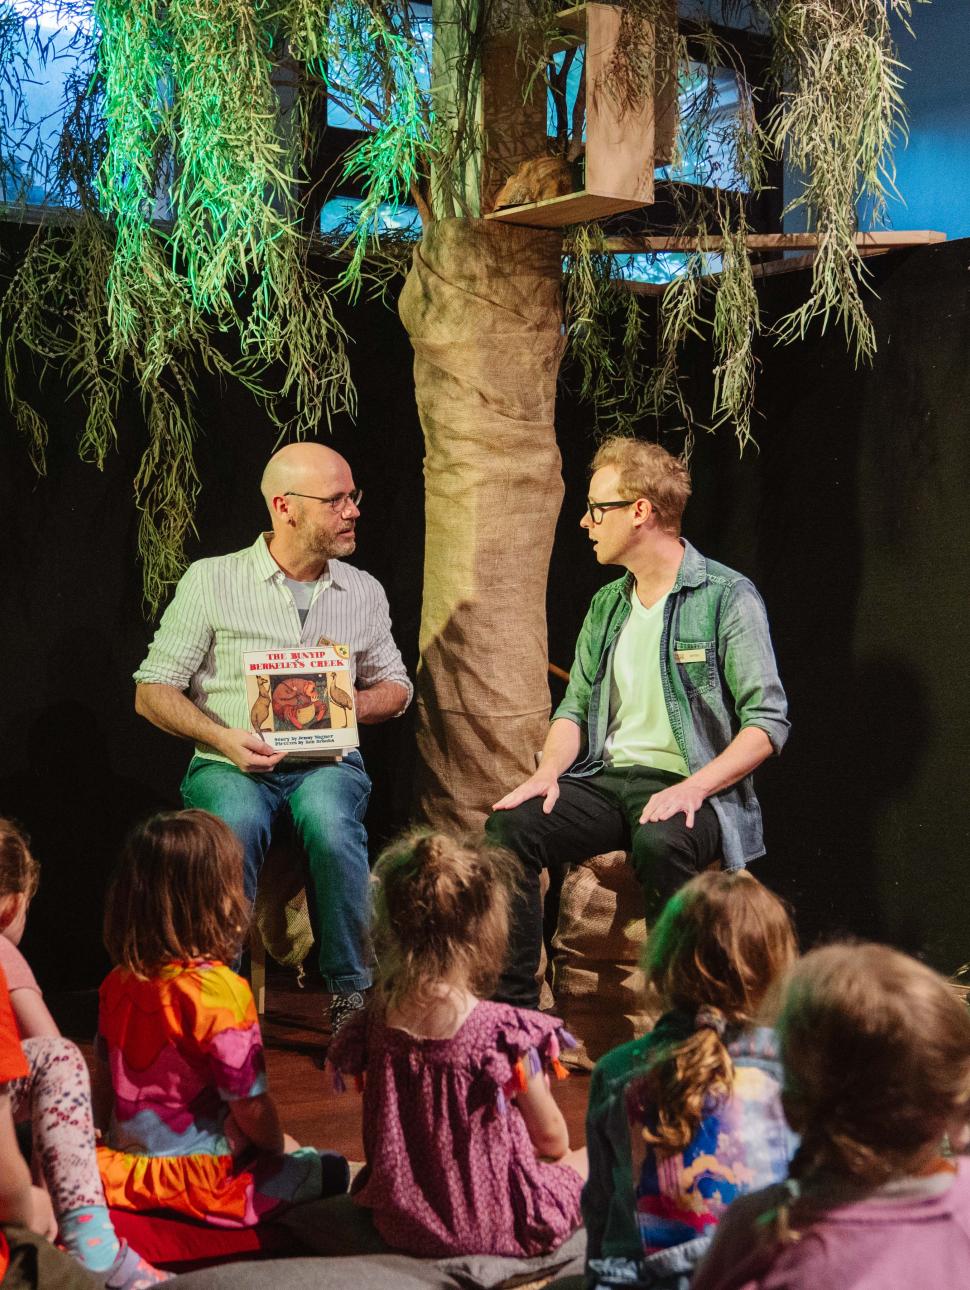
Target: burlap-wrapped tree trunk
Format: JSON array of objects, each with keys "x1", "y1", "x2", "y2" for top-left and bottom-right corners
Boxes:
[{"x1": 398, "y1": 218, "x2": 565, "y2": 830}]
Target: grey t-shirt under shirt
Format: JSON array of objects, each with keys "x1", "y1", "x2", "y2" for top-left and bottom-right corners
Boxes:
[{"x1": 283, "y1": 574, "x2": 317, "y2": 628}]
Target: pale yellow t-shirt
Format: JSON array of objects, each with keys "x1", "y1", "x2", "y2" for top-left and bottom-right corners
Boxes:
[{"x1": 603, "y1": 590, "x2": 688, "y2": 775}]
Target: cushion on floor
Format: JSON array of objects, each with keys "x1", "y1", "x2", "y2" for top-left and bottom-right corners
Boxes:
[
  {"x1": 273, "y1": 1196, "x2": 585, "y2": 1288},
  {"x1": 168, "y1": 1229, "x2": 586, "y2": 1290},
  {"x1": 169, "y1": 1254, "x2": 448, "y2": 1288}
]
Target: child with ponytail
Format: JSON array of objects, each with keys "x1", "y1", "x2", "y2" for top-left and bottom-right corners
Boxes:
[
  {"x1": 693, "y1": 942, "x2": 970, "y2": 1290},
  {"x1": 329, "y1": 828, "x2": 586, "y2": 1259},
  {"x1": 582, "y1": 870, "x2": 798, "y2": 1289}
]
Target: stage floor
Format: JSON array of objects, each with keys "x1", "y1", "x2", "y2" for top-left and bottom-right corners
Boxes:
[{"x1": 56, "y1": 963, "x2": 592, "y2": 1161}]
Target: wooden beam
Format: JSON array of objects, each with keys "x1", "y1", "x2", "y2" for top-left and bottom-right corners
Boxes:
[
  {"x1": 616, "y1": 244, "x2": 894, "y2": 295},
  {"x1": 622, "y1": 279, "x2": 669, "y2": 296},
  {"x1": 747, "y1": 246, "x2": 890, "y2": 281},
  {"x1": 604, "y1": 230, "x2": 947, "y2": 253}
]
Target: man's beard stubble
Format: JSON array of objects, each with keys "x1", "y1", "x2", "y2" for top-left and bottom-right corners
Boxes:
[{"x1": 298, "y1": 514, "x2": 356, "y2": 561}]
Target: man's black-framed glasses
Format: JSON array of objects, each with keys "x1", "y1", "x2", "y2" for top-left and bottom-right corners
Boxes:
[
  {"x1": 284, "y1": 488, "x2": 363, "y2": 512},
  {"x1": 586, "y1": 498, "x2": 636, "y2": 525}
]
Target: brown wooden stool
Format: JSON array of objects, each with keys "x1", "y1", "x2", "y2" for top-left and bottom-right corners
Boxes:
[
  {"x1": 249, "y1": 836, "x2": 314, "y2": 1015},
  {"x1": 551, "y1": 852, "x2": 722, "y2": 1069}
]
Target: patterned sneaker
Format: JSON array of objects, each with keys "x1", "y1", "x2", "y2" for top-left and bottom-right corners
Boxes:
[
  {"x1": 329, "y1": 989, "x2": 367, "y2": 1035},
  {"x1": 104, "y1": 1240, "x2": 172, "y2": 1288}
]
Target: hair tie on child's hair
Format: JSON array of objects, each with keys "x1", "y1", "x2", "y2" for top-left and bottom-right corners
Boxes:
[{"x1": 694, "y1": 1007, "x2": 726, "y2": 1037}]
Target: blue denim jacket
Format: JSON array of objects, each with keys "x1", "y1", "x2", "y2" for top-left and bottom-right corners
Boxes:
[
  {"x1": 552, "y1": 540, "x2": 789, "y2": 868},
  {"x1": 583, "y1": 1015, "x2": 797, "y2": 1290}
]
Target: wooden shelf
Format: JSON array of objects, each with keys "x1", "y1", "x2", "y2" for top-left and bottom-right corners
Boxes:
[
  {"x1": 489, "y1": 192, "x2": 652, "y2": 228},
  {"x1": 486, "y1": 3, "x2": 660, "y2": 229},
  {"x1": 614, "y1": 231, "x2": 948, "y2": 294}
]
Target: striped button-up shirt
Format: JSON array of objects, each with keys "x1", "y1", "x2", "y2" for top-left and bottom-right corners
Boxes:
[{"x1": 134, "y1": 533, "x2": 413, "y2": 762}]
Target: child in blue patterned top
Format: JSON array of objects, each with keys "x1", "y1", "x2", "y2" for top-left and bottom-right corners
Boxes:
[{"x1": 582, "y1": 870, "x2": 799, "y2": 1290}]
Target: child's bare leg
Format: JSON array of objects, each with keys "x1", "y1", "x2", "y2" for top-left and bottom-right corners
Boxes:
[{"x1": 225, "y1": 1108, "x2": 300, "y2": 1155}]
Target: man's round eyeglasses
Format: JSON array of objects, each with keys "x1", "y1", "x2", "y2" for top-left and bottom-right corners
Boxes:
[
  {"x1": 284, "y1": 489, "x2": 363, "y2": 512},
  {"x1": 586, "y1": 498, "x2": 635, "y2": 525}
]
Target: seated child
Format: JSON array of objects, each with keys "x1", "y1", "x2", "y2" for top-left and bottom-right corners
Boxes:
[
  {"x1": 583, "y1": 870, "x2": 798, "y2": 1290},
  {"x1": 0, "y1": 956, "x2": 110, "y2": 1289},
  {"x1": 0, "y1": 822, "x2": 59, "y2": 1041},
  {"x1": 96, "y1": 809, "x2": 348, "y2": 1227},
  {"x1": 693, "y1": 942, "x2": 970, "y2": 1290},
  {"x1": 0, "y1": 818, "x2": 166, "y2": 1288},
  {"x1": 329, "y1": 828, "x2": 586, "y2": 1258}
]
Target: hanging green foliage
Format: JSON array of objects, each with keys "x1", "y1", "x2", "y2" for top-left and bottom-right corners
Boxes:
[
  {"x1": 559, "y1": 0, "x2": 925, "y2": 450},
  {"x1": 768, "y1": 0, "x2": 916, "y2": 359},
  {"x1": 288, "y1": 0, "x2": 434, "y2": 285},
  {"x1": 711, "y1": 217, "x2": 760, "y2": 451},
  {"x1": 0, "y1": 0, "x2": 929, "y2": 605},
  {"x1": 560, "y1": 12, "x2": 764, "y2": 450}
]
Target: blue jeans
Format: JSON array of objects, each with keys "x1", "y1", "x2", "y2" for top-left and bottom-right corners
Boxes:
[{"x1": 181, "y1": 752, "x2": 373, "y2": 993}]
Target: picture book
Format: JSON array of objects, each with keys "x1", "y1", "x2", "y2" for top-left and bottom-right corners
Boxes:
[{"x1": 243, "y1": 644, "x2": 358, "y2": 758}]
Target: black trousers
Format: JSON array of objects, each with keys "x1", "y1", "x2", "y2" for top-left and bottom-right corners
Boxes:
[{"x1": 485, "y1": 766, "x2": 721, "y2": 1008}]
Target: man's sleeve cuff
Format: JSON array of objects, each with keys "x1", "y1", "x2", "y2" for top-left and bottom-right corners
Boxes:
[
  {"x1": 550, "y1": 707, "x2": 584, "y2": 728},
  {"x1": 741, "y1": 719, "x2": 790, "y2": 756},
  {"x1": 133, "y1": 669, "x2": 191, "y2": 689}
]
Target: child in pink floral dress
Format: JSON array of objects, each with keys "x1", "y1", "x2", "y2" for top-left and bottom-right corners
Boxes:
[{"x1": 329, "y1": 829, "x2": 586, "y2": 1258}]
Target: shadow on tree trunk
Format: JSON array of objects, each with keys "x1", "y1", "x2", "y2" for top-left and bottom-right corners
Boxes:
[{"x1": 399, "y1": 218, "x2": 566, "y2": 830}]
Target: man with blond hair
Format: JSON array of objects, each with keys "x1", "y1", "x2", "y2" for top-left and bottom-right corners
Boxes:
[
  {"x1": 134, "y1": 443, "x2": 412, "y2": 1031},
  {"x1": 488, "y1": 437, "x2": 789, "y2": 1008}
]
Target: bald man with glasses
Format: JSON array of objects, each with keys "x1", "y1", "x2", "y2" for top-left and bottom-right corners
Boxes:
[{"x1": 135, "y1": 443, "x2": 412, "y2": 1032}]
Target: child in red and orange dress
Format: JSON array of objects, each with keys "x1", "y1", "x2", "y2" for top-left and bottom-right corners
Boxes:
[{"x1": 96, "y1": 809, "x2": 348, "y2": 1227}]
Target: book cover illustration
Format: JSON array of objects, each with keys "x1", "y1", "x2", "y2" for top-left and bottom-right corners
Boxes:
[{"x1": 244, "y1": 644, "x2": 357, "y2": 757}]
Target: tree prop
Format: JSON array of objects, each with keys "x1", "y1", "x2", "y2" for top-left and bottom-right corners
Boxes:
[{"x1": 0, "y1": 0, "x2": 930, "y2": 824}]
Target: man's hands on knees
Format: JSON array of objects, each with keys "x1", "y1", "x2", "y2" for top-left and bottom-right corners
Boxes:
[
  {"x1": 215, "y1": 728, "x2": 287, "y2": 774},
  {"x1": 639, "y1": 780, "x2": 707, "y2": 828},
  {"x1": 492, "y1": 771, "x2": 562, "y2": 815},
  {"x1": 639, "y1": 729, "x2": 775, "y2": 827},
  {"x1": 492, "y1": 718, "x2": 581, "y2": 815}
]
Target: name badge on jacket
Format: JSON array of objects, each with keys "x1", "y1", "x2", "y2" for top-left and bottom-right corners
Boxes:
[{"x1": 674, "y1": 647, "x2": 707, "y2": 664}]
